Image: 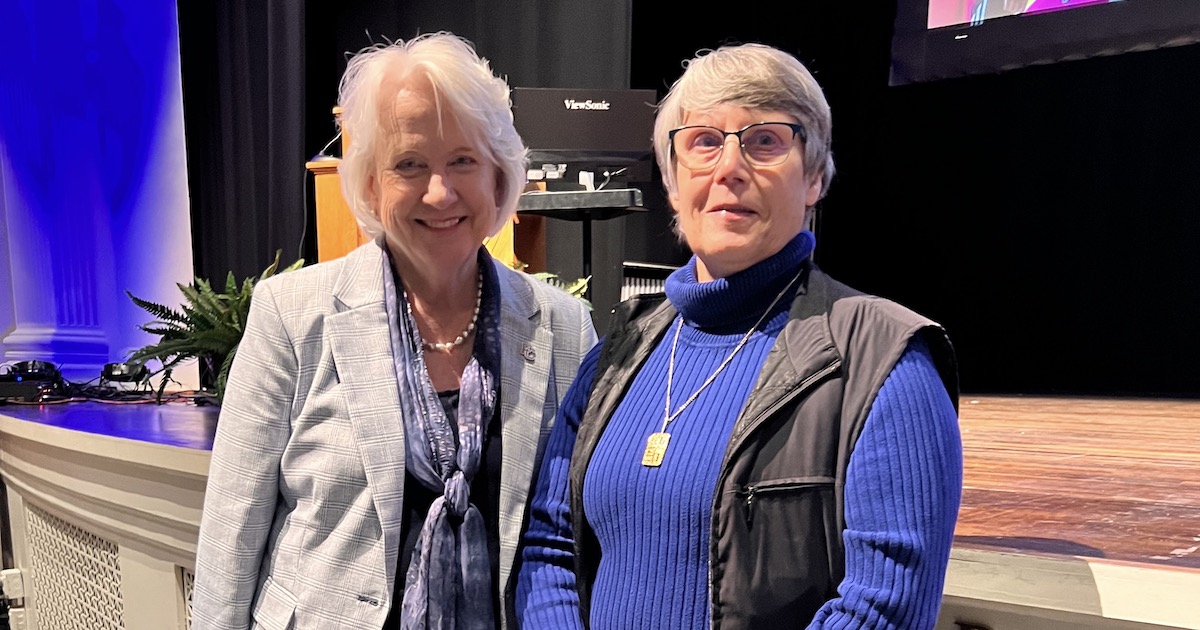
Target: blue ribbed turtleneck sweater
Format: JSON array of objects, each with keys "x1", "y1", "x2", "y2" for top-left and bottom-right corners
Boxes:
[{"x1": 516, "y1": 231, "x2": 962, "y2": 630}]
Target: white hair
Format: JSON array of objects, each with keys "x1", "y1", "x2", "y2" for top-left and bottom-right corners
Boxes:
[
  {"x1": 337, "y1": 32, "x2": 527, "y2": 237},
  {"x1": 653, "y1": 43, "x2": 835, "y2": 205}
]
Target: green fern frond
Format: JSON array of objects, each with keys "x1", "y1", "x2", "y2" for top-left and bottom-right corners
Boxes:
[
  {"x1": 125, "y1": 250, "x2": 304, "y2": 403},
  {"x1": 217, "y1": 345, "x2": 239, "y2": 400},
  {"x1": 260, "y1": 250, "x2": 283, "y2": 280},
  {"x1": 184, "y1": 281, "x2": 230, "y2": 322},
  {"x1": 126, "y1": 291, "x2": 188, "y2": 324},
  {"x1": 139, "y1": 324, "x2": 186, "y2": 337},
  {"x1": 563, "y1": 275, "x2": 591, "y2": 299},
  {"x1": 177, "y1": 303, "x2": 216, "y2": 331},
  {"x1": 127, "y1": 338, "x2": 195, "y2": 361},
  {"x1": 530, "y1": 272, "x2": 591, "y2": 309}
]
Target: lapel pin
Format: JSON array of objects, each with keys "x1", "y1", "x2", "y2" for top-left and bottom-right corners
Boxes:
[{"x1": 522, "y1": 344, "x2": 537, "y2": 363}]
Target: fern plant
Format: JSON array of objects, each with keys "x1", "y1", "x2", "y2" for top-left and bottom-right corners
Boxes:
[
  {"x1": 126, "y1": 250, "x2": 303, "y2": 402},
  {"x1": 531, "y1": 272, "x2": 592, "y2": 310}
]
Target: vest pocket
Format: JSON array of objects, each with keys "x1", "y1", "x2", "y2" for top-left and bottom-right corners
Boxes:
[
  {"x1": 727, "y1": 477, "x2": 837, "y2": 622},
  {"x1": 737, "y1": 477, "x2": 835, "y2": 527},
  {"x1": 252, "y1": 575, "x2": 298, "y2": 630}
]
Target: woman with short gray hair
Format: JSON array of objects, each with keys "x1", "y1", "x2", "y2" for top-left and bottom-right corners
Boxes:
[{"x1": 517, "y1": 42, "x2": 961, "y2": 630}]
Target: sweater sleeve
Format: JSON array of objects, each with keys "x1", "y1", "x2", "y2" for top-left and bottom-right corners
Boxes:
[
  {"x1": 807, "y1": 335, "x2": 963, "y2": 630},
  {"x1": 514, "y1": 342, "x2": 604, "y2": 629}
]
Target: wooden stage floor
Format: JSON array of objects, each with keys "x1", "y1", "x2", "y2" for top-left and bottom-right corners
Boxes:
[{"x1": 955, "y1": 394, "x2": 1200, "y2": 569}]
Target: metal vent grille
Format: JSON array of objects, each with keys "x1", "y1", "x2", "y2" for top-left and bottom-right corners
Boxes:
[
  {"x1": 26, "y1": 504, "x2": 126, "y2": 629},
  {"x1": 620, "y1": 261, "x2": 677, "y2": 301},
  {"x1": 181, "y1": 567, "x2": 195, "y2": 629},
  {"x1": 620, "y1": 276, "x2": 667, "y2": 301}
]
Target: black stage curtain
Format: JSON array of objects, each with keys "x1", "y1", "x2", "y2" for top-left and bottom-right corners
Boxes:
[
  {"x1": 321, "y1": 0, "x2": 630, "y2": 91},
  {"x1": 321, "y1": 0, "x2": 641, "y2": 319},
  {"x1": 180, "y1": 0, "x2": 637, "y2": 333},
  {"x1": 633, "y1": 0, "x2": 1200, "y2": 398},
  {"x1": 178, "y1": 0, "x2": 634, "y2": 291},
  {"x1": 175, "y1": 0, "x2": 1200, "y2": 395},
  {"x1": 177, "y1": 0, "x2": 310, "y2": 286}
]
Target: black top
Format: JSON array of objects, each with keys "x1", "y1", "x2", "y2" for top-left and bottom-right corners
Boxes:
[{"x1": 386, "y1": 389, "x2": 503, "y2": 628}]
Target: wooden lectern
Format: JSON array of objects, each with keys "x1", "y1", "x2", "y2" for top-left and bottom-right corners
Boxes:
[
  {"x1": 305, "y1": 160, "x2": 369, "y2": 262},
  {"x1": 305, "y1": 108, "x2": 367, "y2": 262}
]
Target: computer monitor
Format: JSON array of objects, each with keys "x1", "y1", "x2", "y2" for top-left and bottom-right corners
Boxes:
[{"x1": 511, "y1": 87, "x2": 658, "y2": 168}]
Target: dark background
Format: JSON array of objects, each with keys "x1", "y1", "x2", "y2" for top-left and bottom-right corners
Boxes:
[{"x1": 177, "y1": 0, "x2": 1200, "y2": 397}]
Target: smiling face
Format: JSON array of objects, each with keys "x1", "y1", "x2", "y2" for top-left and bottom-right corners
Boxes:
[
  {"x1": 670, "y1": 104, "x2": 822, "y2": 282},
  {"x1": 366, "y1": 71, "x2": 500, "y2": 278}
]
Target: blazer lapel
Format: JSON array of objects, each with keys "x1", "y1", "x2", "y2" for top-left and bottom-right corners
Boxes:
[
  {"x1": 495, "y1": 264, "x2": 553, "y2": 595},
  {"x1": 325, "y1": 243, "x2": 407, "y2": 590}
]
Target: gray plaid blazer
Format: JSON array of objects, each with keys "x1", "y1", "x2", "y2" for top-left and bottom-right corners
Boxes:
[{"x1": 191, "y1": 241, "x2": 597, "y2": 630}]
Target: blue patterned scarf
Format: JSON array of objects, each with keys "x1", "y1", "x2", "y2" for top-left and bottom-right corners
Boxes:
[{"x1": 381, "y1": 245, "x2": 501, "y2": 630}]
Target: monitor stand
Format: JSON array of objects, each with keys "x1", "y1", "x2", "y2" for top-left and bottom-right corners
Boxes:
[{"x1": 517, "y1": 188, "x2": 646, "y2": 301}]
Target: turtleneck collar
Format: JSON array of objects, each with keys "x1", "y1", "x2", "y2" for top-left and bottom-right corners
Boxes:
[{"x1": 665, "y1": 230, "x2": 815, "y2": 331}]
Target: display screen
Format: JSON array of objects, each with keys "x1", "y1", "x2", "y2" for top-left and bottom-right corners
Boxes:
[
  {"x1": 928, "y1": 0, "x2": 1118, "y2": 29},
  {"x1": 891, "y1": 0, "x2": 1200, "y2": 84}
]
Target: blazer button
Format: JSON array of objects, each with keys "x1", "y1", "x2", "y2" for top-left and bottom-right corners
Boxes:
[{"x1": 522, "y1": 344, "x2": 537, "y2": 363}]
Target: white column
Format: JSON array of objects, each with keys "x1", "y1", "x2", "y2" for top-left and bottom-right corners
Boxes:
[
  {"x1": 0, "y1": 64, "x2": 110, "y2": 382},
  {"x1": 0, "y1": 0, "x2": 195, "y2": 386}
]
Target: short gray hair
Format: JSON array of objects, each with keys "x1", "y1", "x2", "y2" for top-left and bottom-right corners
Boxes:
[
  {"x1": 653, "y1": 43, "x2": 835, "y2": 205},
  {"x1": 337, "y1": 32, "x2": 527, "y2": 238}
]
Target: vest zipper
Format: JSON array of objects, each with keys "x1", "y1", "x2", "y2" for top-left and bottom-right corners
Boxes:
[
  {"x1": 708, "y1": 359, "x2": 841, "y2": 617},
  {"x1": 738, "y1": 480, "x2": 830, "y2": 527},
  {"x1": 732, "y1": 360, "x2": 842, "y2": 441}
]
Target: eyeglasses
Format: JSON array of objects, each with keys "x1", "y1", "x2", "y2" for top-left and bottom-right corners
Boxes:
[{"x1": 669, "y1": 122, "x2": 807, "y2": 170}]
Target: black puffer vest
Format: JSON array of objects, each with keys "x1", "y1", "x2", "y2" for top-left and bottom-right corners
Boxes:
[{"x1": 566, "y1": 263, "x2": 958, "y2": 629}]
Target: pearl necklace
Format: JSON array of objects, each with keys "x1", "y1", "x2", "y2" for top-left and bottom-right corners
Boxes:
[{"x1": 420, "y1": 270, "x2": 483, "y2": 353}]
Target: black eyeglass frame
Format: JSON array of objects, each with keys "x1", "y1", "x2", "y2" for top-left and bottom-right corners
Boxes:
[{"x1": 668, "y1": 122, "x2": 808, "y2": 168}]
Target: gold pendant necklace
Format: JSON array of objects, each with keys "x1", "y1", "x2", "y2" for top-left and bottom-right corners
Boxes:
[{"x1": 642, "y1": 268, "x2": 804, "y2": 467}]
